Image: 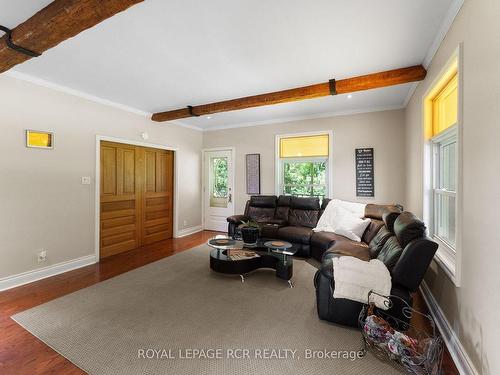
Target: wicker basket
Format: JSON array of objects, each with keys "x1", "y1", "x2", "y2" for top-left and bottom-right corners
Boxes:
[{"x1": 358, "y1": 291, "x2": 443, "y2": 375}]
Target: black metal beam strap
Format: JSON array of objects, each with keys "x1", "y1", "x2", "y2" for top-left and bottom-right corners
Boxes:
[
  {"x1": 0, "y1": 25, "x2": 41, "y2": 57},
  {"x1": 187, "y1": 105, "x2": 200, "y2": 117},
  {"x1": 329, "y1": 79, "x2": 337, "y2": 95}
]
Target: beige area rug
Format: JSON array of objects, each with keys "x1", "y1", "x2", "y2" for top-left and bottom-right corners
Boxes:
[{"x1": 12, "y1": 245, "x2": 402, "y2": 375}]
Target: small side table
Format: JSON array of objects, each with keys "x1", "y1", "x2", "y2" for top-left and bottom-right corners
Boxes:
[{"x1": 263, "y1": 240, "x2": 295, "y2": 288}]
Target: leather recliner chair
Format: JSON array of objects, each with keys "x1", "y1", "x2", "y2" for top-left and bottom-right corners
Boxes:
[{"x1": 227, "y1": 195, "x2": 278, "y2": 237}]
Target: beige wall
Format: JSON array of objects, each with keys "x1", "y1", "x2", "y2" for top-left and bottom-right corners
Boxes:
[
  {"x1": 404, "y1": 0, "x2": 500, "y2": 373},
  {"x1": 203, "y1": 109, "x2": 406, "y2": 214},
  {"x1": 0, "y1": 75, "x2": 202, "y2": 279}
]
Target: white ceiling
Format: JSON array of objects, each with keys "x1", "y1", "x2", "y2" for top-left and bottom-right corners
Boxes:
[{"x1": 1, "y1": 0, "x2": 455, "y2": 130}]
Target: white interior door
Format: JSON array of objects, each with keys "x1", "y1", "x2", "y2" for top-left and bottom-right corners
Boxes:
[{"x1": 203, "y1": 149, "x2": 234, "y2": 232}]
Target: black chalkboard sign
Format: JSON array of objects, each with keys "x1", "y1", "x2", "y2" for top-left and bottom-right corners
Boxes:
[{"x1": 356, "y1": 148, "x2": 374, "y2": 197}]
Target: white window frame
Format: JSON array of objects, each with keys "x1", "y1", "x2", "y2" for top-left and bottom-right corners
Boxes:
[
  {"x1": 275, "y1": 131, "x2": 334, "y2": 199},
  {"x1": 422, "y1": 45, "x2": 463, "y2": 286},
  {"x1": 431, "y1": 126, "x2": 457, "y2": 257}
]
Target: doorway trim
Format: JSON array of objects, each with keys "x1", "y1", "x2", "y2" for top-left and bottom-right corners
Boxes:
[
  {"x1": 95, "y1": 135, "x2": 180, "y2": 260},
  {"x1": 201, "y1": 147, "x2": 236, "y2": 231}
]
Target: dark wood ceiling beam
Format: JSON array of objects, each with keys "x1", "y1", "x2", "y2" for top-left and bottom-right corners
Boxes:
[
  {"x1": 152, "y1": 65, "x2": 426, "y2": 122},
  {"x1": 0, "y1": 0, "x2": 144, "y2": 74}
]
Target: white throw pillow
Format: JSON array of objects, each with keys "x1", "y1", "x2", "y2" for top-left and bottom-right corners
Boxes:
[
  {"x1": 333, "y1": 206, "x2": 371, "y2": 242},
  {"x1": 331, "y1": 199, "x2": 366, "y2": 219}
]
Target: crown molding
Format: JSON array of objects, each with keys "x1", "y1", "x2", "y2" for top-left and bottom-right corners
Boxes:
[
  {"x1": 6, "y1": 70, "x2": 152, "y2": 117},
  {"x1": 164, "y1": 119, "x2": 203, "y2": 131},
  {"x1": 6, "y1": 70, "x2": 204, "y2": 131},
  {"x1": 404, "y1": 0, "x2": 464, "y2": 107},
  {"x1": 403, "y1": 82, "x2": 419, "y2": 107},
  {"x1": 423, "y1": 0, "x2": 464, "y2": 69}
]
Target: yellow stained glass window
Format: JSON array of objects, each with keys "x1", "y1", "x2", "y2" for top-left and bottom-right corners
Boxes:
[
  {"x1": 280, "y1": 134, "x2": 329, "y2": 158},
  {"x1": 26, "y1": 130, "x2": 53, "y2": 148},
  {"x1": 432, "y1": 74, "x2": 458, "y2": 136}
]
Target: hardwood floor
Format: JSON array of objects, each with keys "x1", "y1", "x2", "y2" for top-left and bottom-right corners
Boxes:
[{"x1": 0, "y1": 231, "x2": 458, "y2": 375}]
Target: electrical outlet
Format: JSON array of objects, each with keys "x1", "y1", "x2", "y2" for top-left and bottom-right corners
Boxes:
[
  {"x1": 183, "y1": 220, "x2": 187, "y2": 226},
  {"x1": 38, "y1": 250, "x2": 47, "y2": 263},
  {"x1": 81, "y1": 176, "x2": 91, "y2": 185}
]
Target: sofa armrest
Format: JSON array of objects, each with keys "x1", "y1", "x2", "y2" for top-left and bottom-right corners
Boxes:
[
  {"x1": 227, "y1": 215, "x2": 249, "y2": 224},
  {"x1": 322, "y1": 240, "x2": 371, "y2": 262},
  {"x1": 391, "y1": 237, "x2": 438, "y2": 292},
  {"x1": 319, "y1": 258, "x2": 335, "y2": 280}
]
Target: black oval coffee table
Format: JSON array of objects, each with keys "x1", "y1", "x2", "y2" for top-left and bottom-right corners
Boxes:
[{"x1": 208, "y1": 237, "x2": 297, "y2": 288}]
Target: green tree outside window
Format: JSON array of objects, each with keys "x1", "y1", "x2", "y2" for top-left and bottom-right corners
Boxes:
[
  {"x1": 212, "y1": 157, "x2": 228, "y2": 198},
  {"x1": 283, "y1": 160, "x2": 327, "y2": 197}
]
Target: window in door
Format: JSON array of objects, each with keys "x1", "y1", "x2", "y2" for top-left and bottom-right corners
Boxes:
[
  {"x1": 209, "y1": 156, "x2": 228, "y2": 208},
  {"x1": 277, "y1": 133, "x2": 330, "y2": 198}
]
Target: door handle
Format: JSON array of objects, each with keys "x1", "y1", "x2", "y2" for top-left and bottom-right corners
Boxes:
[{"x1": 228, "y1": 193, "x2": 232, "y2": 203}]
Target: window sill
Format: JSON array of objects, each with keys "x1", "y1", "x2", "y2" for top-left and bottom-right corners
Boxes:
[{"x1": 432, "y1": 236, "x2": 461, "y2": 287}]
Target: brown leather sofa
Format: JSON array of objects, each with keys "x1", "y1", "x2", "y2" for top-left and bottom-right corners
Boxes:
[
  {"x1": 227, "y1": 195, "x2": 401, "y2": 261},
  {"x1": 227, "y1": 195, "x2": 439, "y2": 327}
]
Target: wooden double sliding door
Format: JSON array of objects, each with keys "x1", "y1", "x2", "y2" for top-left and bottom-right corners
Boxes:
[{"x1": 100, "y1": 141, "x2": 174, "y2": 259}]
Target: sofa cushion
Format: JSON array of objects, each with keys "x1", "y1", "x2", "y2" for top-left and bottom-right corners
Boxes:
[
  {"x1": 377, "y1": 236, "x2": 403, "y2": 270},
  {"x1": 288, "y1": 209, "x2": 319, "y2": 228},
  {"x1": 393, "y1": 212, "x2": 426, "y2": 248},
  {"x1": 275, "y1": 195, "x2": 291, "y2": 221},
  {"x1": 259, "y1": 218, "x2": 287, "y2": 226},
  {"x1": 290, "y1": 196, "x2": 320, "y2": 210},
  {"x1": 382, "y1": 210, "x2": 400, "y2": 233},
  {"x1": 249, "y1": 195, "x2": 277, "y2": 208},
  {"x1": 368, "y1": 226, "x2": 393, "y2": 258},
  {"x1": 278, "y1": 195, "x2": 292, "y2": 206},
  {"x1": 277, "y1": 226, "x2": 313, "y2": 244},
  {"x1": 321, "y1": 198, "x2": 332, "y2": 210},
  {"x1": 361, "y1": 219, "x2": 384, "y2": 244},
  {"x1": 365, "y1": 204, "x2": 400, "y2": 220},
  {"x1": 311, "y1": 232, "x2": 342, "y2": 253},
  {"x1": 260, "y1": 224, "x2": 279, "y2": 239},
  {"x1": 247, "y1": 206, "x2": 276, "y2": 222},
  {"x1": 319, "y1": 198, "x2": 331, "y2": 218},
  {"x1": 288, "y1": 196, "x2": 320, "y2": 228},
  {"x1": 323, "y1": 237, "x2": 370, "y2": 262}
]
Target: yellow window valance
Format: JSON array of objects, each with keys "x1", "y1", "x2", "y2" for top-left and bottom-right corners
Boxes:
[
  {"x1": 279, "y1": 134, "x2": 329, "y2": 158},
  {"x1": 432, "y1": 74, "x2": 458, "y2": 136}
]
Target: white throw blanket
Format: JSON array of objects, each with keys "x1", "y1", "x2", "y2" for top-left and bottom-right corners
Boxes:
[
  {"x1": 332, "y1": 256, "x2": 391, "y2": 309},
  {"x1": 313, "y1": 199, "x2": 370, "y2": 242}
]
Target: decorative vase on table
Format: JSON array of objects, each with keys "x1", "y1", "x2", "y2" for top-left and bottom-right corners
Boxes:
[{"x1": 238, "y1": 220, "x2": 260, "y2": 246}]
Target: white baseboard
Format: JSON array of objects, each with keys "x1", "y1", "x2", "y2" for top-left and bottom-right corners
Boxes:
[
  {"x1": 0, "y1": 255, "x2": 97, "y2": 292},
  {"x1": 420, "y1": 281, "x2": 479, "y2": 375},
  {"x1": 175, "y1": 225, "x2": 203, "y2": 238}
]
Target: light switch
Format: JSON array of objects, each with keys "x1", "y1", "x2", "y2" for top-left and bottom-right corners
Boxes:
[{"x1": 81, "y1": 176, "x2": 91, "y2": 185}]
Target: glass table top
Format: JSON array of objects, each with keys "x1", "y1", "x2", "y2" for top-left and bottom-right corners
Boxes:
[{"x1": 207, "y1": 236, "x2": 298, "y2": 256}]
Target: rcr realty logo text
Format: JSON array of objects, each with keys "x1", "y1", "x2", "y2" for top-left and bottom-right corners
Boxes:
[{"x1": 138, "y1": 348, "x2": 364, "y2": 361}]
